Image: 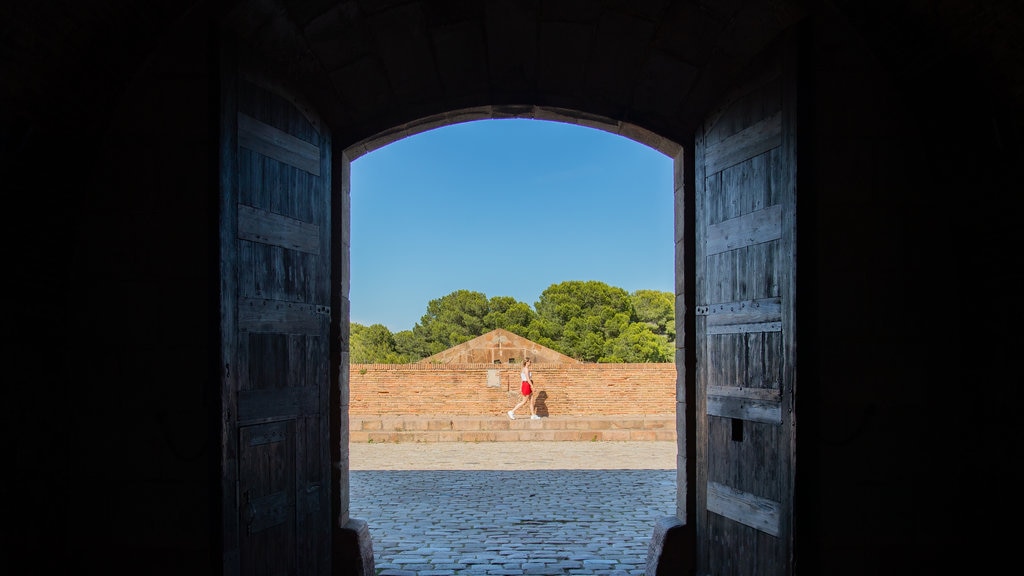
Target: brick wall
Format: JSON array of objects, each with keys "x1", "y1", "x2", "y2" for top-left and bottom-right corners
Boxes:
[{"x1": 349, "y1": 362, "x2": 676, "y2": 417}]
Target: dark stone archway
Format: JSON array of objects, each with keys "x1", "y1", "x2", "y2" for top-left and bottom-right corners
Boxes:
[{"x1": 4, "y1": 2, "x2": 1022, "y2": 574}]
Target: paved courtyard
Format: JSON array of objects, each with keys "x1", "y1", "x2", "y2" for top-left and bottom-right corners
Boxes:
[{"x1": 349, "y1": 441, "x2": 678, "y2": 575}]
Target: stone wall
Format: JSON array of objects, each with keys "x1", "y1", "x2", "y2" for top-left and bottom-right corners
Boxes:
[{"x1": 349, "y1": 362, "x2": 676, "y2": 417}]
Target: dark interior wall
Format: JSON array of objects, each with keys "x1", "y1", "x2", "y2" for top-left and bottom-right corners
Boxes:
[
  {"x1": 79, "y1": 28, "x2": 217, "y2": 574},
  {"x1": 3, "y1": 1, "x2": 1021, "y2": 574},
  {"x1": 7, "y1": 8, "x2": 221, "y2": 574},
  {"x1": 902, "y1": 52, "x2": 1022, "y2": 573},
  {"x1": 798, "y1": 4, "x2": 1021, "y2": 574},
  {"x1": 798, "y1": 8, "x2": 920, "y2": 574}
]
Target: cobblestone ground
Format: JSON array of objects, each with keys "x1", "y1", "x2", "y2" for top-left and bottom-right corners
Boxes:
[{"x1": 349, "y1": 441, "x2": 678, "y2": 576}]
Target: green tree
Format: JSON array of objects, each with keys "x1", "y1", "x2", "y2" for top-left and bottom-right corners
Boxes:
[
  {"x1": 412, "y1": 289, "x2": 490, "y2": 353},
  {"x1": 350, "y1": 323, "x2": 407, "y2": 363},
  {"x1": 535, "y1": 280, "x2": 633, "y2": 361},
  {"x1": 523, "y1": 316, "x2": 562, "y2": 352},
  {"x1": 631, "y1": 289, "x2": 675, "y2": 342},
  {"x1": 483, "y1": 296, "x2": 536, "y2": 333},
  {"x1": 354, "y1": 283, "x2": 675, "y2": 364},
  {"x1": 602, "y1": 323, "x2": 674, "y2": 363},
  {"x1": 393, "y1": 329, "x2": 429, "y2": 362}
]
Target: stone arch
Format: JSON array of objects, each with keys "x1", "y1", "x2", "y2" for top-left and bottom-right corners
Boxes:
[
  {"x1": 6, "y1": 1, "x2": 1022, "y2": 574},
  {"x1": 343, "y1": 105, "x2": 681, "y2": 162}
]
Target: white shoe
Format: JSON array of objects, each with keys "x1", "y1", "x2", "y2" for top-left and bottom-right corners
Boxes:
[
  {"x1": 530, "y1": 414, "x2": 540, "y2": 420},
  {"x1": 507, "y1": 410, "x2": 515, "y2": 420}
]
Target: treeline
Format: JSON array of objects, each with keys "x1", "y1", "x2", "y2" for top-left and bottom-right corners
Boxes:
[{"x1": 349, "y1": 280, "x2": 675, "y2": 364}]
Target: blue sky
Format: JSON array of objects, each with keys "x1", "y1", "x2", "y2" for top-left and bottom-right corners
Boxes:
[{"x1": 349, "y1": 118, "x2": 674, "y2": 333}]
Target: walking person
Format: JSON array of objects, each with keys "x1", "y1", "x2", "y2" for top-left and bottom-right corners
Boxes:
[{"x1": 508, "y1": 359, "x2": 540, "y2": 420}]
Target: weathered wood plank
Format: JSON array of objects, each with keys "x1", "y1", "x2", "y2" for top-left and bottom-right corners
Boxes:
[
  {"x1": 712, "y1": 152, "x2": 771, "y2": 224},
  {"x1": 239, "y1": 388, "x2": 320, "y2": 423},
  {"x1": 238, "y1": 147, "x2": 319, "y2": 222},
  {"x1": 697, "y1": 34, "x2": 795, "y2": 575},
  {"x1": 238, "y1": 420, "x2": 297, "y2": 574},
  {"x1": 239, "y1": 297, "x2": 328, "y2": 334},
  {"x1": 694, "y1": 106, "x2": 711, "y2": 573},
  {"x1": 778, "y1": 31, "x2": 800, "y2": 562},
  {"x1": 234, "y1": 66, "x2": 332, "y2": 576},
  {"x1": 243, "y1": 420, "x2": 289, "y2": 446},
  {"x1": 238, "y1": 203, "x2": 320, "y2": 254},
  {"x1": 707, "y1": 481, "x2": 781, "y2": 537},
  {"x1": 707, "y1": 385, "x2": 781, "y2": 401},
  {"x1": 707, "y1": 386, "x2": 782, "y2": 424},
  {"x1": 219, "y1": 37, "x2": 242, "y2": 561},
  {"x1": 706, "y1": 204, "x2": 782, "y2": 256},
  {"x1": 241, "y1": 71, "x2": 323, "y2": 135},
  {"x1": 239, "y1": 113, "x2": 321, "y2": 176},
  {"x1": 702, "y1": 297, "x2": 782, "y2": 334},
  {"x1": 706, "y1": 331, "x2": 782, "y2": 399},
  {"x1": 247, "y1": 490, "x2": 292, "y2": 533},
  {"x1": 707, "y1": 321, "x2": 781, "y2": 335},
  {"x1": 703, "y1": 70, "x2": 782, "y2": 146},
  {"x1": 704, "y1": 111, "x2": 781, "y2": 175},
  {"x1": 239, "y1": 241, "x2": 321, "y2": 303},
  {"x1": 703, "y1": 296, "x2": 782, "y2": 322}
]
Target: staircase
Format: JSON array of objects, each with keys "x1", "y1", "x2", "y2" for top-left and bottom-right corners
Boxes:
[{"x1": 349, "y1": 414, "x2": 676, "y2": 443}]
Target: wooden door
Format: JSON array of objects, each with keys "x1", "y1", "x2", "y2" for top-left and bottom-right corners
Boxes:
[
  {"x1": 220, "y1": 55, "x2": 333, "y2": 575},
  {"x1": 694, "y1": 37, "x2": 797, "y2": 576}
]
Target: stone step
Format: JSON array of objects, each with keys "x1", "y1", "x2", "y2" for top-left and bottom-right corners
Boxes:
[{"x1": 349, "y1": 414, "x2": 676, "y2": 443}]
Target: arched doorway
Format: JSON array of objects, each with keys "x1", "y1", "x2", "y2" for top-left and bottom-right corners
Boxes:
[
  {"x1": 344, "y1": 116, "x2": 680, "y2": 571},
  {"x1": 217, "y1": 13, "x2": 797, "y2": 575},
  {"x1": 217, "y1": 52, "x2": 694, "y2": 572}
]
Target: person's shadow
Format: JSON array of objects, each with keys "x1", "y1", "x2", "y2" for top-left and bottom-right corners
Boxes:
[{"x1": 535, "y1": 391, "x2": 549, "y2": 417}]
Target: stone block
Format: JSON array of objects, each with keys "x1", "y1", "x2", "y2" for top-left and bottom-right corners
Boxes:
[
  {"x1": 645, "y1": 516, "x2": 694, "y2": 576},
  {"x1": 334, "y1": 517, "x2": 375, "y2": 576}
]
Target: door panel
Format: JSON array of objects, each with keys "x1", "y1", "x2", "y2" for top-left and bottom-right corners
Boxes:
[
  {"x1": 221, "y1": 57, "x2": 332, "y2": 575},
  {"x1": 695, "y1": 36, "x2": 796, "y2": 576},
  {"x1": 239, "y1": 421, "x2": 297, "y2": 576}
]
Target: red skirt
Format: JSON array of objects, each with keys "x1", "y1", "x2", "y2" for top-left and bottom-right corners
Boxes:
[{"x1": 521, "y1": 380, "x2": 533, "y2": 395}]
